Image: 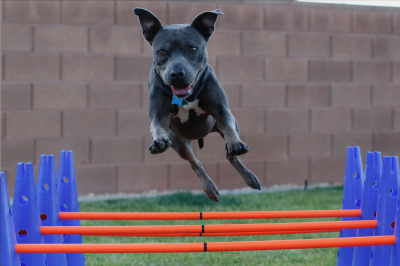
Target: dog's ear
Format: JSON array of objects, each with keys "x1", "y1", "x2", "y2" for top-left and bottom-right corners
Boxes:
[
  {"x1": 190, "y1": 9, "x2": 224, "y2": 41},
  {"x1": 133, "y1": 8, "x2": 163, "y2": 45}
]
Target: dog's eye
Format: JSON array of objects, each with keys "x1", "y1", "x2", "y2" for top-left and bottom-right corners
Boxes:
[
  {"x1": 189, "y1": 47, "x2": 197, "y2": 53},
  {"x1": 158, "y1": 50, "x2": 165, "y2": 56}
]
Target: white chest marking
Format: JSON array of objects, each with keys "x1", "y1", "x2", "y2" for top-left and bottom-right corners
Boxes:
[{"x1": 175, "y1": 99, "x2": 206, "y2": 123}]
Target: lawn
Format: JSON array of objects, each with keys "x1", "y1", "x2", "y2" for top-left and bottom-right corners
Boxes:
[{"x1": 81, "y1": 186, "x2": 343, "y2": 266}]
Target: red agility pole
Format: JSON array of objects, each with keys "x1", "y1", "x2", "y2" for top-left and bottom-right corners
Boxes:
[
  {"x1": 41, "y1": 220, "x2": 376, "y2": 235},
  {"x1": 59, "y1": 209, "x2": 361, "y2": 220},
  {"x1": 16, "y1": 235, "x2": 395, "y2": 254},
  {"x1": 82, "y1": 229, "x2": 341, "y2": 237}
]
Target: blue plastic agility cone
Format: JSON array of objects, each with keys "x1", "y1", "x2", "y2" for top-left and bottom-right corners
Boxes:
[
  {"x1": 12, "y1": 162, "x2": 47, "y2": 266},
  {"x1": 1, "y1": 172, "x2": 21, "y2": 266},
  {"x1": 57, "y1": 150, "x2": 86, "y2": 266},
  {"x1": 352, "y1": 152, "x2": 382, "y2": 266},
  {"x1": 390, "y1": 174, "x2": 400, "y2": 266},
  {"x1": 37, "y1": 155, "x2": 67, "y2": 266},
  {"x1": 337, "y1": 147, "x2": 364, "y2": 266},
  {"x1": 370, "y1": 156, "x2": 399, "y2": 266}
]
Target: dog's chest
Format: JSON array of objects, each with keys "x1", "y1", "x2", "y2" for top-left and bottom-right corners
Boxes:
[{"x1": 174, "y1": 99, "x2": 206, "y2": 123}]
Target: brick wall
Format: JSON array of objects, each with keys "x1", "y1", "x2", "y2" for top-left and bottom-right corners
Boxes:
[{"x1": 2, "y1": 1, "x2": 400, "y2": 195}]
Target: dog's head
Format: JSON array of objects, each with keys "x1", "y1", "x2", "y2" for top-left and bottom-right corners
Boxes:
[{"x1": 134, "y1": 8, "x2": 223, "y2": 99}]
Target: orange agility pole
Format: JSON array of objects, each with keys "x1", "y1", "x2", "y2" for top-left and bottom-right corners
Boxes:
[
  {"x1": 16, "y1": 235, "x2": 395, "y2": 254},
  {"x1": 41, "y1": 220, "x2": 376, "y2": 235},
  {"x1": 59, "y1": 209, "x2": 361, "y2": 220},
  {"x1": 82, "y1": 229, "x2": 341, "y2": 237}
]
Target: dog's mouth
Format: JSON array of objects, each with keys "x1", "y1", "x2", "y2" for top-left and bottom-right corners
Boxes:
[{"x1": 171, "y1": 83, "x2": 193, "y2": 98}]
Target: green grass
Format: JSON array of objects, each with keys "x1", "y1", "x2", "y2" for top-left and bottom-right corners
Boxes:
[{"x1": 81, "y1": 186, "x2": 344, "y2": 266}]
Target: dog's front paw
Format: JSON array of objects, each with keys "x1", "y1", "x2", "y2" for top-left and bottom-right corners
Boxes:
[
  {"x1": 225, "y1": 141, "x2": 249, "y2": 156},
  {"x1": 203, "y1": 181, "x2": 220, "y2": 202},
  {"x1": 148, "y1": 137, "x2": 172, "y2": 154}
]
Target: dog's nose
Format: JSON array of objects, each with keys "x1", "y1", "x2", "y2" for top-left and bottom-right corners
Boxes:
[{"x1": 170, "y1": 68, "x2": 185, "y2": 79}]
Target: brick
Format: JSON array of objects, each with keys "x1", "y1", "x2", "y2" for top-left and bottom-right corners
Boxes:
[
  {"x1": 218, "y1": 57, "x2": 263, "y2": 82},
  {"x1": 353, "y1": 61, "x2": 391, "y2": 83},
  {"x1": 5, "y1": 54, "x2": 59, "y2": 81},
  {"x1": 221, "y1": 84, "x2": 240, "y2": 108},
  {"x1": 310, "y1": 157, "x2": 346, "y2": 184},
  {"x1": 76, "y1": 165, "x2": 117, "y2": 195},
  {"x1": 208, "y1": 57, "x2": 217, "y2": 74},
  {"x1": 332, "y1": 36, "x2": 372, "y2": 58},
  {"x1": 142, "y1": 38, "x2": 153, "y2": 55},
  {"x1": 242, "y1": 135, "x2": 287, "y2": 160},
  {"x1": 35, "y1": 138, "x2": 89, "y2": 165},
  {"x1": 118, "y1": 164, "x2": 169, "y2": 193},
  {"x1": 310, "y1": 9, "x2": 350, "y2": 32},
  {"x1": 143, "y1": 136, "x2": 183, "y2": 163},
  {"x1": 242, "y1": 32, "x2": 286, "y2": 56},
  {"x1": 332, "y1": 133, "x2": 372, "y2": 158},
  {"x1": 168, "y1": 2, "x2": 217, "y2": 25},
  {"x1": 62, "y1": 1, "x2": 114, "y2": 25},
  {"x1": 63, "y1": 110, "x2": 115, "y2": 137},
  {"x1": 290, "y1": 134, "x2": 331, "y2": 158},
  {"x1": 194, "y1": 134, "x2": 226, "y2": 162},
  {"x1": 242, "y1": 84, "x2": 285, "y2": 108},
  {"x1": 374, "y1": 133, "x2": 400, "y2": 156},
  {"x1": 288, "y1": 34, "x2": 330, "y2": 57},
  {"x1": 266, "y1": 159, "x2": 308, "y2": 186},
  {"x1": 265, "y1": 58, "x2": 308, "y2": 82},
  {"x1": 373, "y1": 85, "x2": 400, "y2": 106},
  {"x1": 6, "y1": 111, "x2": 60, "y2": 139},
  {"x1": 395, "y1": 62, "x2": 400, "y2": 83},
  {"x1": 5, "y1": 1, "x2": 60, "y2": 23},
  {"x1": 353, "y1": 109, "x2": 392, "y2": 131},
  {"x1": 1, "y1": 24, "x2": 32, "y2": 52},
  {"x1": 395, "y1": 108, "x2": 400, "y2": 130},
  {"x1": 207, "y1": 31, "x2": 241, "y2": 56},
  {"x1": 1, "y1": 83, "x2": 31, "y2": 110},
  {"x1": 62, "y1": 55, "x2": 114, "y2": 81},
  {"x1": 231, "y1": 109, "x2": 264, "y2": 135},
  {"x1": 90, "y1": 27, "x2": 141, "y2": 54},
  {"x1": 265, "y1": 7, "x2": 308, "y2": 31},
  {"x1": 311, "y1": 109, "x2": 351, "y2": 133},
  {"x1": 169, "y1": 162, "x2": 217, "y2": 190},
  {"x1": 287, "y1": 85, "x2": 330, "y2": 108},
  {"x1": 353, "y1": 11, "x2": 391, "y2": 34},
  {"x1": 118, "y1": 110, "x2": 150, "y2": 136},
  {"x1": 117, "y1": 1, "x2": 167, "y2": 26},
  {"x1": 91, "y1": 137, "x2": 143, "y2": 164},
  {"x1": 217, "y1": 4, "x2": 263, "y2": 30},
  {"x1": 218, "y1": 160, "x2": 265, "y2": 189},
  {"x1": 35, "y1": 25, "x2": 87, "y2": 53},
  {"x1": 309, "y1": 60, "x2": 351, "y2": 82},
  {"x1": 33, "y1": 84, "x2": 87, "y2": 109},
  {"x1": 331, "y1": 85, "x2": 371, "y2": 107},
  {"x1": 1, "y1": 140, "x2": 34, "y2": 167},
  {"x1": 266, "y1": 110, "x2": 309, "y2": 134},
  {"x1": 374, "y1": 37, "x2": 400, "y2": 59},
  {"x1": 89, "y1": 83, "x2": 140, "y2": 109},
  {"x1": 395, "y1": 13, "x2": 400, "y2": 34},
  {"x1": 116, "y1": 56, "x2": 153, "y2": 81}
]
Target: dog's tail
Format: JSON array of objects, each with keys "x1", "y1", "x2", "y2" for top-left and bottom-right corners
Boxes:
[{"x1": 198, "y1": 138, "x2": 204, "y2": 149}]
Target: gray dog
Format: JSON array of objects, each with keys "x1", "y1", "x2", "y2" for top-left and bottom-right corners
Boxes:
[{"x1": 134, "y1": 8, "x2": 261, "y2": 202}]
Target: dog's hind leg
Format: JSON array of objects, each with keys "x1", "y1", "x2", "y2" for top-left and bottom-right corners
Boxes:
[
  {"x1": 212, "y1": 123, "x2": 261, "y2": 190},
  {"x1": 169, "y1": 132, "x2": 220, "y2": 202}
]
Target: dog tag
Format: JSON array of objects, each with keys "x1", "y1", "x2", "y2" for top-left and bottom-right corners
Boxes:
[{"x1": 171, "y1": 95, "x2": 188, "y2": 107}]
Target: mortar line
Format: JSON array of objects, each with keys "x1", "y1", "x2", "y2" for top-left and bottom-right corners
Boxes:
[
  {"x1": 30, "y1": 83, "x2": 34, "y2": 110},
  {"x1": 31, "y1": 26, "x2": 35, "y2": 52}
]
